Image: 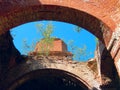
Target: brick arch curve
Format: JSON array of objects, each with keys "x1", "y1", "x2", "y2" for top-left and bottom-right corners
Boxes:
[
  {"x1": 0, "y1": 59, "x2": 94, "y2": 90},
  {"x1": 8, "y1": 69, "x2": 91, "y2": 90},
  {"x1": 0, "y1": 0, "x2": 116, "y2": 46}
]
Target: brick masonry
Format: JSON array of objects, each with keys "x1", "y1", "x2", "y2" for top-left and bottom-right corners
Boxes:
[
  {"x1": 0, "y1": 58, "x2": 100, "y2": 90},
  {"x1": 35, "y1": 38, "x2": 68, "y2": 52},
  {"x1": 0, "y1": 0, "x2": 120, "y2": 89}
]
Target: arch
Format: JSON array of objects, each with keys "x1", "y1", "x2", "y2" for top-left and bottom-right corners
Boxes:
[
  {"x1": 0, "y1": 59, "x2": 98, "y2": 89},
  {"x1": 0, "y1": 0, "x2": 116, "y2": 46},
  {"x1": 8, "y1": 69, "x2": 91, "y2": 90},
  {"x1": 0, "y1": 0, "x2": 118, "y2": 88}
]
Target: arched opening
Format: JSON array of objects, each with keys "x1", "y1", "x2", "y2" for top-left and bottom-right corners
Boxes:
[
  {"x1": 8, "y1": 69, "x2": 91, "y2": 90},
  {"x1": 10, "y1": 21, "x2": 97, "y2": 61},
  {"x1": 0, "y1": 4, "x2": 113, "y2": 45},
  {"x1": 0, "y1": 1, "x2": 118, "y2": 89}
]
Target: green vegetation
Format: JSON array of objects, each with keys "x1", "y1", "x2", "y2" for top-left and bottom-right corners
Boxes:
[
  {"x1": 22, "y1": 22, "x2": 96, "y2": 61},
  {"x1": 74, "y1": 26, "x2": 82, "y2": 33},
  {"x1": 22, "y1": 22, "x2": 55, "y2": 56},
  {"x1": 36, "y1": 22, "x2": 55, "y2": 55},
  {"x1": 22, "y1": 39, "x2": 36, "y2": 54},
  {"x1": 68, "y1": 40, "x2": 92, "y2": 60},
  {"x1": 95, "y1": 37, "x2": 99, "y2": 45}
]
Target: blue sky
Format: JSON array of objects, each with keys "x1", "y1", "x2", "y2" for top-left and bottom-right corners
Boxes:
[{"x1": 10, "y1": 21, "x2": 97, "y2": 61}]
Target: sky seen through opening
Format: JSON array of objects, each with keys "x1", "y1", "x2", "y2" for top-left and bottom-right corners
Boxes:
[{"x1": 10, "y1": 21, "x2": 97, "y2": 61}]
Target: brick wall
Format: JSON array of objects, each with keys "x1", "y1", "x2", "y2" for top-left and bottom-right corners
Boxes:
[{"x1": 35, "y1": 38, "x2": 68, "y2": 52}]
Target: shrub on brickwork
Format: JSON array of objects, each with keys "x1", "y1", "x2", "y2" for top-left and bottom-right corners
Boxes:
[
  {"x1": 22, "y1": 22, "x2": 55, "y2": 56},
  {"x1": 36, "y1": 22, "x2": 55, "y2": 56},
  {"x1": 22, "y1": 22, "x2": 97, "y2": 61}
]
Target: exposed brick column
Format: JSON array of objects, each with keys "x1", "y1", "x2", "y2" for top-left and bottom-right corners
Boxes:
[
  {"x1": 100, "y1": 24, "x2": 120, "y2": 88},
  {"x1": 110, "y1": 33, "x2": 120, "y2": 77},
  {"x1": 95, "y1": 40, "x2": 117, "y2": 88}
]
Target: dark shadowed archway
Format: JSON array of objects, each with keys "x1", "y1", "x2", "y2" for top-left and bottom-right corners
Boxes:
[{"x1": 6, "y1": 69, "x2": 91, "y2": 90}]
